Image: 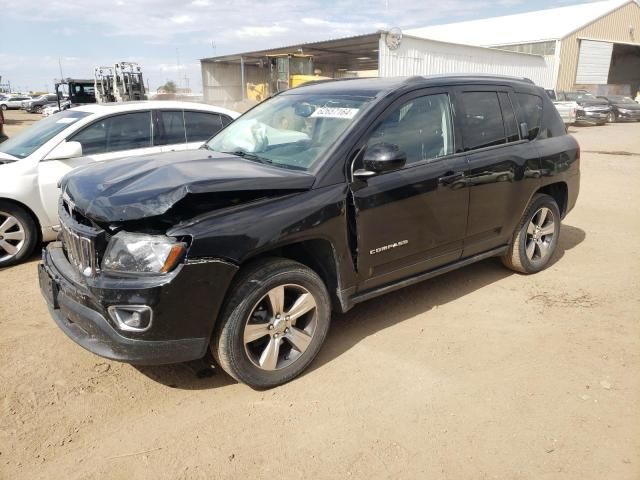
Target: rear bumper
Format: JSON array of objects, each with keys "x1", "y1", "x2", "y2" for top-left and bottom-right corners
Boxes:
[{"x1": 40, "y1": 242, "x2": 238, "y2": 365}]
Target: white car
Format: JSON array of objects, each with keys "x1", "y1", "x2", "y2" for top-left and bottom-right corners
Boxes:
[
  {"x1": 41, "y1": 100, "x2": 71, "y2": 117},
  {"x1": 1, "y1": 95, "x2": 32, "y2": 110},
  {"x1": 0, "y1": 101, "x2": 239, "y2": 266}
]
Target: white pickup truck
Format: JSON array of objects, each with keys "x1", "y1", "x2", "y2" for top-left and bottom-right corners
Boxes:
[{"x1": 545, "y1": 90, "x2": 577, "y2": 125}]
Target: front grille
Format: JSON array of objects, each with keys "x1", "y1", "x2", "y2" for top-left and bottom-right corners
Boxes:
[
  {"x1": 59, "y1": 195, "x2": 104, "y2": 277},
  {"x1": 60, "y1": 218, "x2": 97, "y2": 277}
]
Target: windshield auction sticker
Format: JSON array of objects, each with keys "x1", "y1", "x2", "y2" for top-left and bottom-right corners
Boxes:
[{"x1": 310, "y1": 107, "x2": 359, "y2": 119}]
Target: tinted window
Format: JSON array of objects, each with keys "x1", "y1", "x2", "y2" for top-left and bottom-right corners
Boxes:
[
  {"x1": 459, "y1": 92, "x2": 505, "y2": 150},
  {"x1": 221, "y1": 115, "x2": 232, "y2": 127},
  {"x1": 72, "y1": 111, "x2": 152, "y2": 154},
  {"x1": 499, "y1": 93, "x2": 519, "y2": 143},
  {"x1": 157, "y1": 110, "x2": 186, "y2": 145},
  {"x1": 184, "y1": 112, "x2": 223, "y2": 143},
  {"x1": 539, "y1": 97, "x2": 567, "y2": 139},
  {"x1": 366, "y1": 94, "x2": 454, "y2": 165},
  {"x1": 515, "y1": 93, "x2": 543, "y2": 140}
]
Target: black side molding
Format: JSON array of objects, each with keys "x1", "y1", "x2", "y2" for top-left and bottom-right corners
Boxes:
[{"x1": 346, "y1": 245, "x2": 509, "y2": 308}]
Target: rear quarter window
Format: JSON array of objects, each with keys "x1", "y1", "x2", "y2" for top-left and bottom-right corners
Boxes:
[
  {"x1": 539, "y1": 96, "x2": 567, "y2": 139},
  {"x1": 515, "y1": 93, "x2": 543, "y2": 140}
]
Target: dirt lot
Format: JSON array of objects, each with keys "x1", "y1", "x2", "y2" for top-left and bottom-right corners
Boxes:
[{"x1": 1, "y1": 110, "x2": 639, "y2": 479}]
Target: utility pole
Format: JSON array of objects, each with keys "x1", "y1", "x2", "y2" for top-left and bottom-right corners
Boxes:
[
  {"x1": 58, "y1": 57, "x2": 64, "y2": 81},
  {"x1": 176, "y1": 48, "x2": 181, "y2": 89}
]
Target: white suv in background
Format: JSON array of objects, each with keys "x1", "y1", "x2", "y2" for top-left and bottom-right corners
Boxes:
[
  {"x1": 0, "y1": 101, "x2": 239, "y2": 266},
  {"x1": 1, "y1": 95, "x2": 32, "y2": 110}
]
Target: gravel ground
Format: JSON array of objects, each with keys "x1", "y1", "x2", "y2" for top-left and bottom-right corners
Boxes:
[{"x1": 1, "y1": 110, "x2": 639, "y2": 479}]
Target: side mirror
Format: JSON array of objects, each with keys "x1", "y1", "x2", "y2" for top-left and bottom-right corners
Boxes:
[
  {"x1": 45, "y1": 141, "x2": 83, "y2": 161},
  {"x1": 354, "y1": 143, "x2": 406, "y2": 179},
  {"x1": 519, "y1": 122, "x2": 530, "y2": 140}
]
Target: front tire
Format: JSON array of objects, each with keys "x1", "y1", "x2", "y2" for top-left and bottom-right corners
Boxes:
[
  {"x1": 212, "y1": 258, "x2": 331, "y2": 389},
  {"x1": 502, "y1": 194, "x2": 560, "y2": 274},
  {"x1": 607, "y1": 111, "x2": 617, "y2": 123},
  {"x1": 0, "y1": 201, "x2": 39, "y2": 268}
]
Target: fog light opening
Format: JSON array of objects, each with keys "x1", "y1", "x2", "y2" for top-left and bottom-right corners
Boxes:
[{"x1": 108, "y1": 305, "x2": 153, "y2": 332}]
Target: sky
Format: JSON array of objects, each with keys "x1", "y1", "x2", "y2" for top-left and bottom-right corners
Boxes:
[{"x1": 1, "y1": 0, "x2": 592, "y2": 93}]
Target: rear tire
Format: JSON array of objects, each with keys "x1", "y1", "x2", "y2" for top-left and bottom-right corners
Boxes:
[
  {"x1": 0, "y1": 201, "x2": 39, "y2": 268},
  {"x1": 212, "y1": 258, "x2": 331, "y2": 389},
  {"x1": 502, "y1": 194, "x2": 560, "y2": 274},
  {"x1": 0, "y1": 104, "x2": 7, "y2": 111}
]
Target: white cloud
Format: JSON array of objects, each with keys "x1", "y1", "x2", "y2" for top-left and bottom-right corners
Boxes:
[
  {"x1": 191, "y1": 0, "x2": 209, "y2": 6},
  {"x1": 236, "y1": 25, "x2": 288, "y2": 38},
  {"x1": 170, "y1": 14, "x2": 194, "y2": 24}
]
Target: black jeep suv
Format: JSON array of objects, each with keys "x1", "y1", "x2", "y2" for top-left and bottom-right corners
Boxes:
[{"x1": 40, "y1": 76, "x2": 580, "y2": 388}]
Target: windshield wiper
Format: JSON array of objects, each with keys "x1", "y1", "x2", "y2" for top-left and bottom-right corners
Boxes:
[{"x1": 224, "y1": 150, "x2": 273, "y2": 165}]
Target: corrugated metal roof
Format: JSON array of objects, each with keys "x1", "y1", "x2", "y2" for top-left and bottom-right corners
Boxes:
[{"x1": 406, "y1": 0, "x2": 635, "y2": 46}]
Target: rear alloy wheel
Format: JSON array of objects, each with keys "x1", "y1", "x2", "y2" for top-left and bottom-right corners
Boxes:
[
  {"x1": 0, "y1": 104, "x2": 7, "y2": 111},
  {"x1": 212, "y1": 258, "x2": 331, "y2": 389},
  {"x1": 0, "y1": 202, "x2": 39, "y2": 268},
  {"x1": 607, "y1": 111, "x2": 616, "y2": 123},
  {"x1": 502, "y1": 194, "x2": 560, "y2": 274}
]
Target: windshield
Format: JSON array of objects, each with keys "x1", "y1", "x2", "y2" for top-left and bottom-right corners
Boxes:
[
  {"x1": 0, "y1": 110, "x2": 91, "y2": 159},
  {"x1": 608, "y1": 95, "x2": 635, "y2": 104},
  {"x1": 206, "y1": 93, "x2": 372, "y2": 171},
  {"x1": 565, "y1": 92, "x2": 597, "y2": 101}
]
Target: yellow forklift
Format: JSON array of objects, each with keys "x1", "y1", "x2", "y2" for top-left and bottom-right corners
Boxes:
[{"x1": 247, "y1": 54, "x2": 329, "y2": 102}]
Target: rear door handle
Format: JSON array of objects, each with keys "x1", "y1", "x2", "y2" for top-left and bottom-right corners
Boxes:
[{"x1": 438, "y1": 172, "x2": 465, "y2": 186}]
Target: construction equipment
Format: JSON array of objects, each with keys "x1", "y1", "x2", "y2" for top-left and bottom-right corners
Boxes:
[
  {"x1": 246, "y1": 54, "x2": 330, "y2": 102},
  {"x1": 113, "y1": 62, "x2": 147, "y2": 102},
  {"x1": 92, "y1": 62, "x2": 147, "y2": 103},
  {"x1": 94, "y1": 66, "x2": 116, "y2": 103}
]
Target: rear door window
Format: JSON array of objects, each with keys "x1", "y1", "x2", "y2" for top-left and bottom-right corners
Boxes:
[
  {"x1": 498, "y1": 92, "x2": 520, "y2": 143},
  {"x1": 458, "y1": 91, "x2": 506, "y2": 151},
  {"x1": 156, "y1": 110, "x2": 186, "y2": 145},
  {"x1": 184, "y1": 111, "x2": 224, "y2": 143}
]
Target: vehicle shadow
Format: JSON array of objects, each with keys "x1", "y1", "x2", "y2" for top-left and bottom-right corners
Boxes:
[
  {"x1": 309, "y1": 223, "x2": 586, "y2": 374},
  {"x1": 135, "y1": 224, "x2": 585, "y2": 390},
  {"x1": 134, "y1": 356, "x2": 235, "y2": 391}
]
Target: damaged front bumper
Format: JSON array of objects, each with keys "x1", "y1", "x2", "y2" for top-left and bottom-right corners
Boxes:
[{"x1": 39, "y1": 242, "x2": 238, "y2": 365}]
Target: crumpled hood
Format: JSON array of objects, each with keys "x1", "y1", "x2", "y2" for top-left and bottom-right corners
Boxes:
[{"x1": 61, "y1": 149, "x2": 315, "y2": 222}]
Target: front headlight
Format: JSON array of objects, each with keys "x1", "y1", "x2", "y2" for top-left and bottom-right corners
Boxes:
[
  {"x1": 619, "y1": 109, "x2": 631, "y2": 114},
  {"x1": 102, "y1": 232, "x2": 186, "y2": 274}
]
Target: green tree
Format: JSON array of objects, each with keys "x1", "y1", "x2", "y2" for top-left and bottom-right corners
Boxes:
[{"x1": 161, "y1": 81, "x2": 177, "y2": 93}]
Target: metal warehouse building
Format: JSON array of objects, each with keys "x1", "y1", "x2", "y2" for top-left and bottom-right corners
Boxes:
[
  {"x1": 409, "y1": 0, "x2": 640, "y2": 95},
  {"x1": 200, "y1": 0, "x2": 640, "y2": 108},
  {"x1": 200, "y1": 33, "x2": 553, "y2": 108}
]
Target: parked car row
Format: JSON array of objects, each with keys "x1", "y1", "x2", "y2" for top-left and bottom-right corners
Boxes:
[
  {"x1": 547, "y1": 90, "x2": 640, "y2": 125},
  {"x1": 34, "y1": 76, "x2": 581, "y2": 388}
]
